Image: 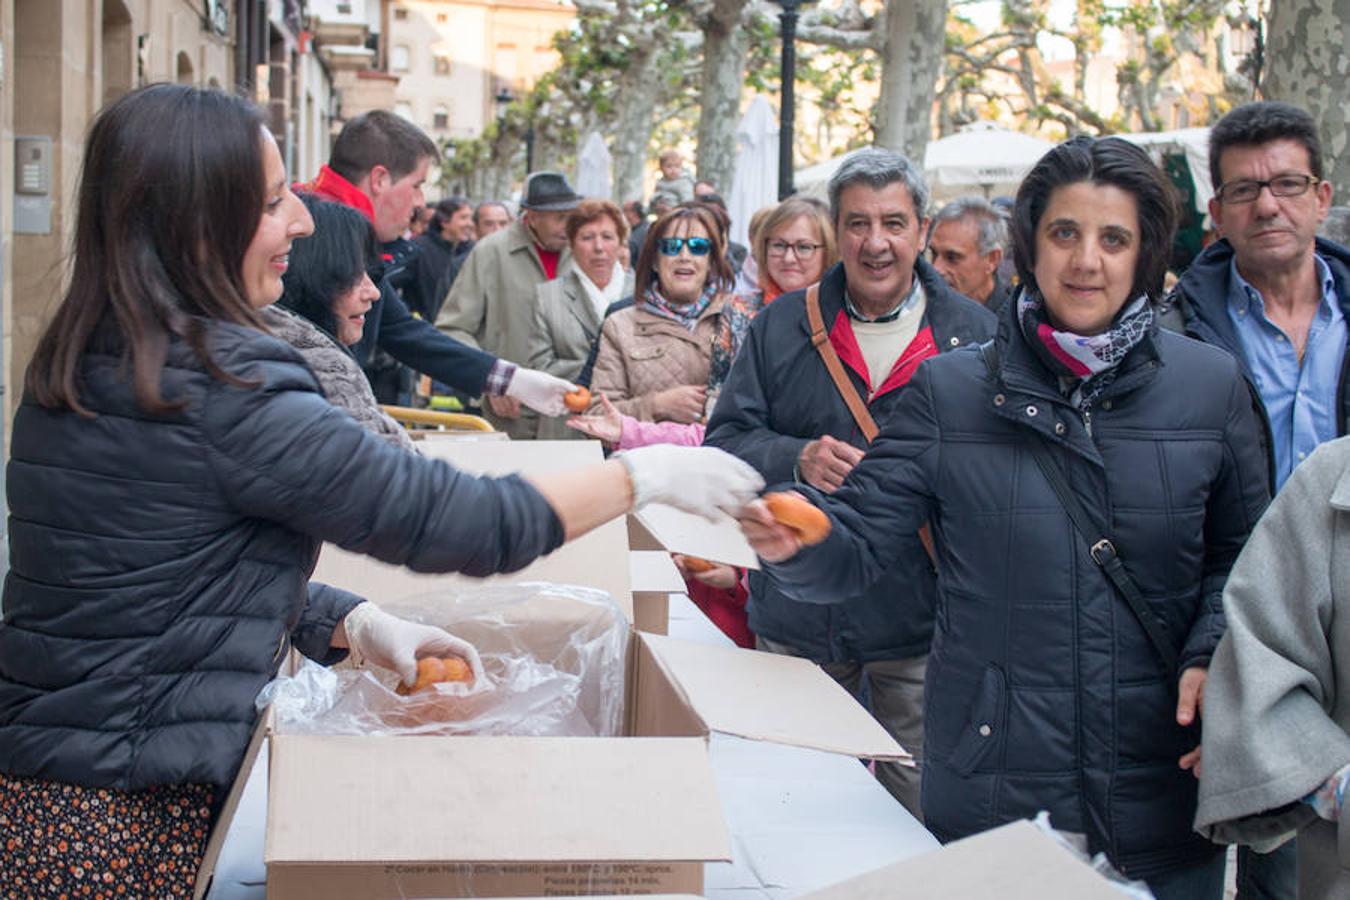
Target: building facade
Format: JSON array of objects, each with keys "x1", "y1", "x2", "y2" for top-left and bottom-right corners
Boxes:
[{"x1": 382, "y1": 0, "x2": 573, "y2": 143}]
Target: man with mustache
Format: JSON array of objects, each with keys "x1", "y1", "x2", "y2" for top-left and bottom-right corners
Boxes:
[{"x1": 1166, "y1": 100, "x2": 1348, "y2": 900}]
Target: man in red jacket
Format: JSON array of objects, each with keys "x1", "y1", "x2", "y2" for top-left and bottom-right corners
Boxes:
[{"x1": 303, "y1": 110, "x2": 572, "y2": 414}]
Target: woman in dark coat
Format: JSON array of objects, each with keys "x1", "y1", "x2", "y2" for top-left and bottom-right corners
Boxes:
[
  {"x1": 741, "y1": 137, "x2": 1271, "y2": 899},
  {"x1": 0, "y1": 84, "x2": 761, "y2": 897}
]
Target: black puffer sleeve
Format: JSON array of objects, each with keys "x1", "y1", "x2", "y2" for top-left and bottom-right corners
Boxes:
[{"x1": 201, "y1": 333, "x2": 565, "y2": 576}]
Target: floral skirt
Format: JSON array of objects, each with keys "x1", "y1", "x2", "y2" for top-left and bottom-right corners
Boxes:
[{"x1": 0, "y1": 772, "x2": 216, "y2": 898}]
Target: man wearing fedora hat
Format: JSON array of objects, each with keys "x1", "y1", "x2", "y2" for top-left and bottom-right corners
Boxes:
[
  {"x1": 438, "y1": 172, "x2": 580, "y2": 438},
  {"x1": 304, "y1": 111, "x2": 575, "y2": 419}
]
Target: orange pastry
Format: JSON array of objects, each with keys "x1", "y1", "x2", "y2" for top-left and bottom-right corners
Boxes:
[
  {"x1": 396, "y1": 656, "x2": 474, "y2": 695},
  {"x1": 681, "y1": 555, "x2": 716, "y2": 574},
  {"x1": 562, "y1": 387, "x2": 592, "y2": 413},
  {"x1": 763, "y1": 492, "x2": 832, "y2": 545}
]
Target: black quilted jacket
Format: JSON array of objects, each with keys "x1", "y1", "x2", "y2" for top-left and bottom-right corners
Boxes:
[
  {"x1": 765, "y1": 300, "x2": 1271, "y2": 879},
  {"x1": 0, "y1": 321, "x2": 561, "y2": 790}
]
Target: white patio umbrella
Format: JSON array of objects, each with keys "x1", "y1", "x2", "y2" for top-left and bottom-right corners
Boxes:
[
  {"x1": 575, "y1": 131, "x2": 613, "y2": 200},
  {"x1": 727, "y1": 96, "x2": 779, "y2": 248},
  {"x1": 923, "y1": 122, "x2": 1055, "y2": 200}
]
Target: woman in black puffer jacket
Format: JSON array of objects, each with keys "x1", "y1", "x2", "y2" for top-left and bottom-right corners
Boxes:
[
  {"x1": 742, "y1": 137, "x2": 1271, "y2": 899},
  {"x1": 0, "y1": 85, "x2": 761, "y2": 897}
]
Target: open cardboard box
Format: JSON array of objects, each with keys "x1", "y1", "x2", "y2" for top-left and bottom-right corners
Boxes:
[
  {"x1": 198, "y1": 441, "x2": 911, "y2": 899},
  {"x1": 798, "y1": 820, "x2": 1128, "y2": 899}
]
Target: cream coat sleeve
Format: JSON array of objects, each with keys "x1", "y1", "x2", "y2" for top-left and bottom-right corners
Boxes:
[{"x1": 435, "y1": 245, "x2": 487, "y2": 350}]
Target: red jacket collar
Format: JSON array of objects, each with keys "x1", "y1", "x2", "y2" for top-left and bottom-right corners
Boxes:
[
  {"x1": 829, "y1": 309, "x2": 937, "y2": 401},
  {"x1": 301, "y1": 164, "x2": 376, "y2": 225}
]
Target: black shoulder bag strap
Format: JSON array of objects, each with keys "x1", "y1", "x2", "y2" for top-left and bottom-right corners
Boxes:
[{"x1": 977, "y1": 341, "x2": 1179, "y2": 680}]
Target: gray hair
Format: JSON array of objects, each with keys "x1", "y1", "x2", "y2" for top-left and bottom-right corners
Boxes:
[
  {"x1": 930, "y1": 196, "x2": 1010, "y2": 257},
  {"x1": 828, "y1": 148, "x2": 930, "y2": 225},
  {"x1": 1320, "y1": 206, "x2": 1350, "y2": 248}
]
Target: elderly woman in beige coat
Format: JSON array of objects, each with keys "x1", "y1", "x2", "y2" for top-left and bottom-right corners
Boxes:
[
  {"x1": 1196, "y1": 435, "x2": 1350, "y2": 900},
  {"x1": 530, "y1": 200, "x2": 635, "y2": 439},
  {"x1": 589, "y1": 205, "x2": 737, "y2": 424}
]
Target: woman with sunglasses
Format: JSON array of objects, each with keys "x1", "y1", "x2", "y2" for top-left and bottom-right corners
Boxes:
[{"x1": 589, "y1": 205, "x2": 740, "y2": 424}]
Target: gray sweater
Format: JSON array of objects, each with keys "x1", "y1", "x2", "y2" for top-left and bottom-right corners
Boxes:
[{"x1": 1196, "y1": 436, "x2": 1350, "y2": 899}]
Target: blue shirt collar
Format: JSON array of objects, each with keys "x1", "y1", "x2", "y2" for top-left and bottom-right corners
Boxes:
[{"x1": 1229, "y1": 254, "x2": 1338, "y2": 320}]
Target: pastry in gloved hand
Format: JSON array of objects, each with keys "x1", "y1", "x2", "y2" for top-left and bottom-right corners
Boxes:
[
  {"x1": 396, "y1": 657, "x2": 475, "y2": 695},
  {"x1": 504, "y1": 366, "x2": 576, "y2": 418},
  {"x1": 342, "y1": 601, "x2": 485, "y2": 688}
]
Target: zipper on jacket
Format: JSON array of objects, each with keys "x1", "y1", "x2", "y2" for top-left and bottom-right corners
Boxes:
[{"x1": 1082, "y1": 407, "x2": 1093, "y2": 437}]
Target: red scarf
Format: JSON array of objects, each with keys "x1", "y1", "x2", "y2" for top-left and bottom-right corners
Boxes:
[{"x1": 300, "y1": 165, "x2": 376, "y2": 225}]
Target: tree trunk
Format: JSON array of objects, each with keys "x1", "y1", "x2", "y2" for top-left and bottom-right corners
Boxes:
[
  {"x1": 874, "y1": 0, "x2": 948, "y2": 158},
  {"x1": 1264, "y1": 0, "x2": 1350, "y2": 199},
  {"x1": 694, "y1": 0, "x2": 750, "y2": 191},
  {"x1": 612, "y1": 45, "x2": 666, "y2": 202}
]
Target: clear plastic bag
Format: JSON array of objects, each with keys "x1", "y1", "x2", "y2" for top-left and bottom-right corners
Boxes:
[{"x1": 258, "y1": 583, "x2": 628, "y2": 738}]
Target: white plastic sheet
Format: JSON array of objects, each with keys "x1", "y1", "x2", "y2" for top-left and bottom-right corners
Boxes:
[{"x1": 258, "y1": 583, "x2": 628, "y2": 738}]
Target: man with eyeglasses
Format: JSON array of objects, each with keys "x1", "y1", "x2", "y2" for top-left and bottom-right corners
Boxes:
[
  {"x1": 705, "y1": 149, "x2": 995, "y2": 819},
  {"x1": 1164, "y1": 100, "x2": 1349, "y2": 900}
]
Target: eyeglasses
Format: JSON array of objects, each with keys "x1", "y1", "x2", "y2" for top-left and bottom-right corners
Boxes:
[
  {"x1": 657, "y1": 236, "x2": 712, "y2": 257},
  {"x1": 1215, "y1": 174, "x2": 1320, "y2": 205},
  {"x1": 766, "y1": 240, "x2": 822, "y2": 259}
]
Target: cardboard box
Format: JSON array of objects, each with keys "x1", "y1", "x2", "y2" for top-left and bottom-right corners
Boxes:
[
  {"x1": 798, "y1": 820, "x2": 1128, "y2": 900},
  {"x1": 628, "y1": 550, "x2": 686, "y2": 636},
  {"x1": 203, "y1": 440, "x2": 910, "y2": 899}
]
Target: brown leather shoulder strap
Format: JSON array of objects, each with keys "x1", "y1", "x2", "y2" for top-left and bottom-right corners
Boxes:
[
  {"x1": 805, "y1": 284, "x2": 936, "y2": 565},
  {"x1": 806, "y1": 284, "x2": 879, "y2": 443}
]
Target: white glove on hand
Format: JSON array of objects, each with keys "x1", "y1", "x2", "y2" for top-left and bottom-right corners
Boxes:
[
  {"x1": 342, "y1": 602, "x2": 485, "y2": 688},
  {"x1": 505, "y1": 367, "x2": 576, "y2": 417},
  {"x1": 617, "y1": 445, "x2": 765, "y2": 521}
]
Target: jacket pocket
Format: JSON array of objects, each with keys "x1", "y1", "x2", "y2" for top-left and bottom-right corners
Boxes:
[
  {"x1": 948, "y1": 664, "x2": 1006, "y2": 777},
  {"x1": 628, "y1": 345, "x2": 666, "y2": 361}
]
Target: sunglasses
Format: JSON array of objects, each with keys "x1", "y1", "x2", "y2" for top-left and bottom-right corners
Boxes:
[{"x1": 657, "y1": 236, "x2": 712, "y2": 257}]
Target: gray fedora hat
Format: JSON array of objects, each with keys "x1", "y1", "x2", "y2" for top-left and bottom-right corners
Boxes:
[{"x1": 521, "y1": 171, "x2": 581, "y2": 211}]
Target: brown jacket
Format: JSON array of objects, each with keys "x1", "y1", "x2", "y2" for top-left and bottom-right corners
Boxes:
[{"x1": 589, "y1": 295, "x2": 728, "y2": 422}]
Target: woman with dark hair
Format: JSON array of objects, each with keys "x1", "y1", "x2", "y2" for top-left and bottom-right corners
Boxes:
[
  {"x1": 267, "y1": 193, "x2": 413, "y2": 449},
  {"x1": 739, "y1": 136, "x2": 1272, "y2": 899},
  {"x1": 589, "y1": 205, "x2": 740, "y2": 423},
  {"x1": 0, "y1": 84, "x2": 762, "y2": 896}
]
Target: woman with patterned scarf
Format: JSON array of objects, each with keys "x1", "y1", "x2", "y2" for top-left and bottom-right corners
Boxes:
[
  {"x1": 739, "y1": 136, "x2": 1271, "y2": 900},
  {"x1": 589, "y1": 204, "x2": 741, "y2": 423}
]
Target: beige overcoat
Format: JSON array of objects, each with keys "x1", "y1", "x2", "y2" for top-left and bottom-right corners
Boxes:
[
  {"x1": 436, "y1": 218, "x2": 570, "y2": 438},
  {"x1": 528, "y1": 266, "x2": 634, "y2": 440}
]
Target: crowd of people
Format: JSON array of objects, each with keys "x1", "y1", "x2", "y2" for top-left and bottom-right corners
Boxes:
[{"x1": 1, "y1": 81, "x2": 1349, "y2": 900}]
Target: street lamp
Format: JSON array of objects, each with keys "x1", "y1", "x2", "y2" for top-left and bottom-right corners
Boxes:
[
  {"x1": 772, "y1": 0, "x2": 810, "y2": 199},
  {"x1": 493, "y1": 86, "x2": 535, "y2": 175}
]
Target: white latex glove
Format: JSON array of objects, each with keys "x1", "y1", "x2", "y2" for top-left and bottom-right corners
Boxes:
[
  {"x1": 617, "y1": 445, "x2": 765, "y2": 521},
  {"x1": 342, "y1": 602, "x2": 485, "y2": 688},
  {"x1": 504, "y1": 367, "x2": 576, "y2": 417}
]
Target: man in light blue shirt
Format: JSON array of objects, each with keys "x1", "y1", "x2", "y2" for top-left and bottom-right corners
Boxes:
[
  {"x1": 1167, "y1": 101, "x2": 1350, "y2": 900},
  {"x1": 1227, "y1": 256, "x2": 1344, "y2": 488}
]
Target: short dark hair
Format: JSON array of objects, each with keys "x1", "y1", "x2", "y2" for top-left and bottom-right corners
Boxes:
[
  {"x1": 1208, "y1": 101, "x2": 1323, "y2": 190},
  {"x1": 279, "y1": 194, "x2": 380, "y2": 339},
  {"x1": 691, "y1": 196, "x2": 731, "y2": 241},
  {"x1": 429, "y1": 196, "x2": 470, "y2": 234},
  {"x1": 29, "y1": 84, "x2": 270, "y2": 415},
  {"x1": 634, "y1": 205, "x2": 735, "y2": 300},
  {"x1": 329, "y1": 110, "x2": 439, "y2": 184},
  {"x1": 624, "y1": 199, "x2": 645, "y2": 218},
  {"x1": 1011, "y1": 135, "x2": 1178, "y2": 303}
]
